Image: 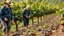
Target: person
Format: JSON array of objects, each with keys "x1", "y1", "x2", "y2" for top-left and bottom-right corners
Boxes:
[
  {"x1": 22, "y1": 5, "x2": 30, "y2": 30},
  {"x1": 61, "y1": 13, "x2": 64, "y2": 32},
  {"x1": 0, "y1": 0, "x2": 15, "y2": 36}
]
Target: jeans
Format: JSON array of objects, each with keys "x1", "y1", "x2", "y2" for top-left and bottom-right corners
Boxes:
[
  {"x1": 1, "y1": 20, "x2": 11, "y2": 32},
  {"x1": 23, "y1": 18, "x2": 29, "y2": 27}
]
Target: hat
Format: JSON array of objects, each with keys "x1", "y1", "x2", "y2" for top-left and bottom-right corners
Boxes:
[
  {"x1": 4, "y1": 0, "x2": 13, "y2": 5},
  {"x1": 26, "y1": 5, "x2": 30, "y2": 8},
  {"x1": 5, "y1": 0, "x2": 11, "y2": 4}
]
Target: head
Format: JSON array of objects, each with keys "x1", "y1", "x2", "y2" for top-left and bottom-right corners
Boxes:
[
  {"x1": 26, "y1": 5, "x2": 30, "y2": 10},
  {"x1": 62, "y1": 13, "x2": 64, "y2": 18},
  {"x1": 4, "y1": 0, "x2": 13, "y2": 7}
]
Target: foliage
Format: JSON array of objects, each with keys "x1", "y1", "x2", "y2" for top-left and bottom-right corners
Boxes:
[
  {"x1": 0, "y1": 0, "x2": 63, "y2": 31},
  {"x1": 0, "y1": 0, "x2": 62, "y2": 21}
]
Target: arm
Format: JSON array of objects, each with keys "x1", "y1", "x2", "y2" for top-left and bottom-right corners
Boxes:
[
  {"x1": 22, "y1": 9, "x2": 30, "y2": 18},
  {"x1": 11, "y1": 12, "x2": 14, "y2": 20},
  {"x1": 28, "y1": 11, "x2": 30, "y2": 17},
  {"x1": 22, "y1": 9, "x2": 26, "y2": 17},
  {"x1": 0, "y1": 7, "x2": 5, "y2": 20},
  {"x1": 27, "y1": 11, "x2": 30, "y2": 18},
  {"x1": 11, "y1": 9, "x2": 15, "y2": 24},
  {"x1": 10, "y1": 8, "x2": 14, "y2": 20}
]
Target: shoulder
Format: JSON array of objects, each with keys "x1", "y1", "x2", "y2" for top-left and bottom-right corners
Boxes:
[
  {"x1": 1, "y1": 6, "x2": 6, "y2": 10},
  {"x1": 1, "y1": 6, "x2": 6, "y2": 9},
  {"x1": 23, "y1": 8, "x2": 27, "y2": 13},
  {"x1": 23, "y1": 8, "x2": 26, "y2": 11},
  {"x1": 9, "y1": 8, "x2": 12, "y2": 11}
]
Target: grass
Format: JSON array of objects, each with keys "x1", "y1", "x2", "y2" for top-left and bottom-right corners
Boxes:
[
  {"x1": 0, "y1": 28, "x2": 3, "y2": 36},
  {"x1": 0, "y1": 16, "x2": 49, "y2": 36},
  {"x1": 0, "y1": 22, "x2": 24, "y2": 35},
  {"x1": 0, "y1": 18, "x2": 37, "y2": 34},
  {"x1": 0, "y1": 14, "x2": 59, "y2": 36}
]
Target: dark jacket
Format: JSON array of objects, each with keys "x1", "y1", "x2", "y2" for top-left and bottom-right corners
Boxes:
[
  {"x1": 0, "y1": 6, "x2": 14, "y2": 21},
  {"x1": 23, "y1": 9, "x2": 30, "y2": 19}
]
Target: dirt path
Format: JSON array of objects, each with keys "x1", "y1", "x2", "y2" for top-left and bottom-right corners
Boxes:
[
  {"x1": 11, "y1": 13, "x2": 64, "y2": 36},
  {"x1": 43, "y1": 13, "x2": 64, "y2": 36},
  {"x1": 46, "y1": 14, "x2": 64, "y2": 36},
  {"x1": 50, "y1": 25, "x2": 64, "y2": 36}
]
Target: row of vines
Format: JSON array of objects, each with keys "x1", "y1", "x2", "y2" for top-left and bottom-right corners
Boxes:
[{"x1": 0, "y1": 0, "x2": 64, "y2": 31}]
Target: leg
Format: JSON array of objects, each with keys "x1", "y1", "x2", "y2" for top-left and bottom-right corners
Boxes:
[
  {"x1": 24, "y1": 18, "x2": 28, "y2": 30},
  {"x1": 26, "y1": 19, "x2": 29, "y2": 29},
  {"x1": 6, "y1": 21, "x2": 11, "y2": 36},
  {"x1": 7, "y1": 26, "x2": 11, "y2": 36},
  {"x1": 1, "y1": 20, "x2": 7, "y2": 36},
  {"x1": 3, "y1": 28, "x2": 7, "y2": 36}
]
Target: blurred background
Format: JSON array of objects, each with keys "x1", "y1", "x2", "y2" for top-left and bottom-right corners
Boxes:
[{"x1": 0, "y1": 0, "x2": 64, "y2": 36}]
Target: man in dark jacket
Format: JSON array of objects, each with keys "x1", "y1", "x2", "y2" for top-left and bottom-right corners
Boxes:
[
  {"x1": 23, "y1": 5, "x2": 30, "y2": 29},
  {"x1": 0, "y1": 0, "x2": 15, "y2": 36}
]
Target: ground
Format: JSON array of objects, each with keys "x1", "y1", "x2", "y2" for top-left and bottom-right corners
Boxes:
[{"x1": 0, "y1": 13, "x2": 64, "y2": 36}]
